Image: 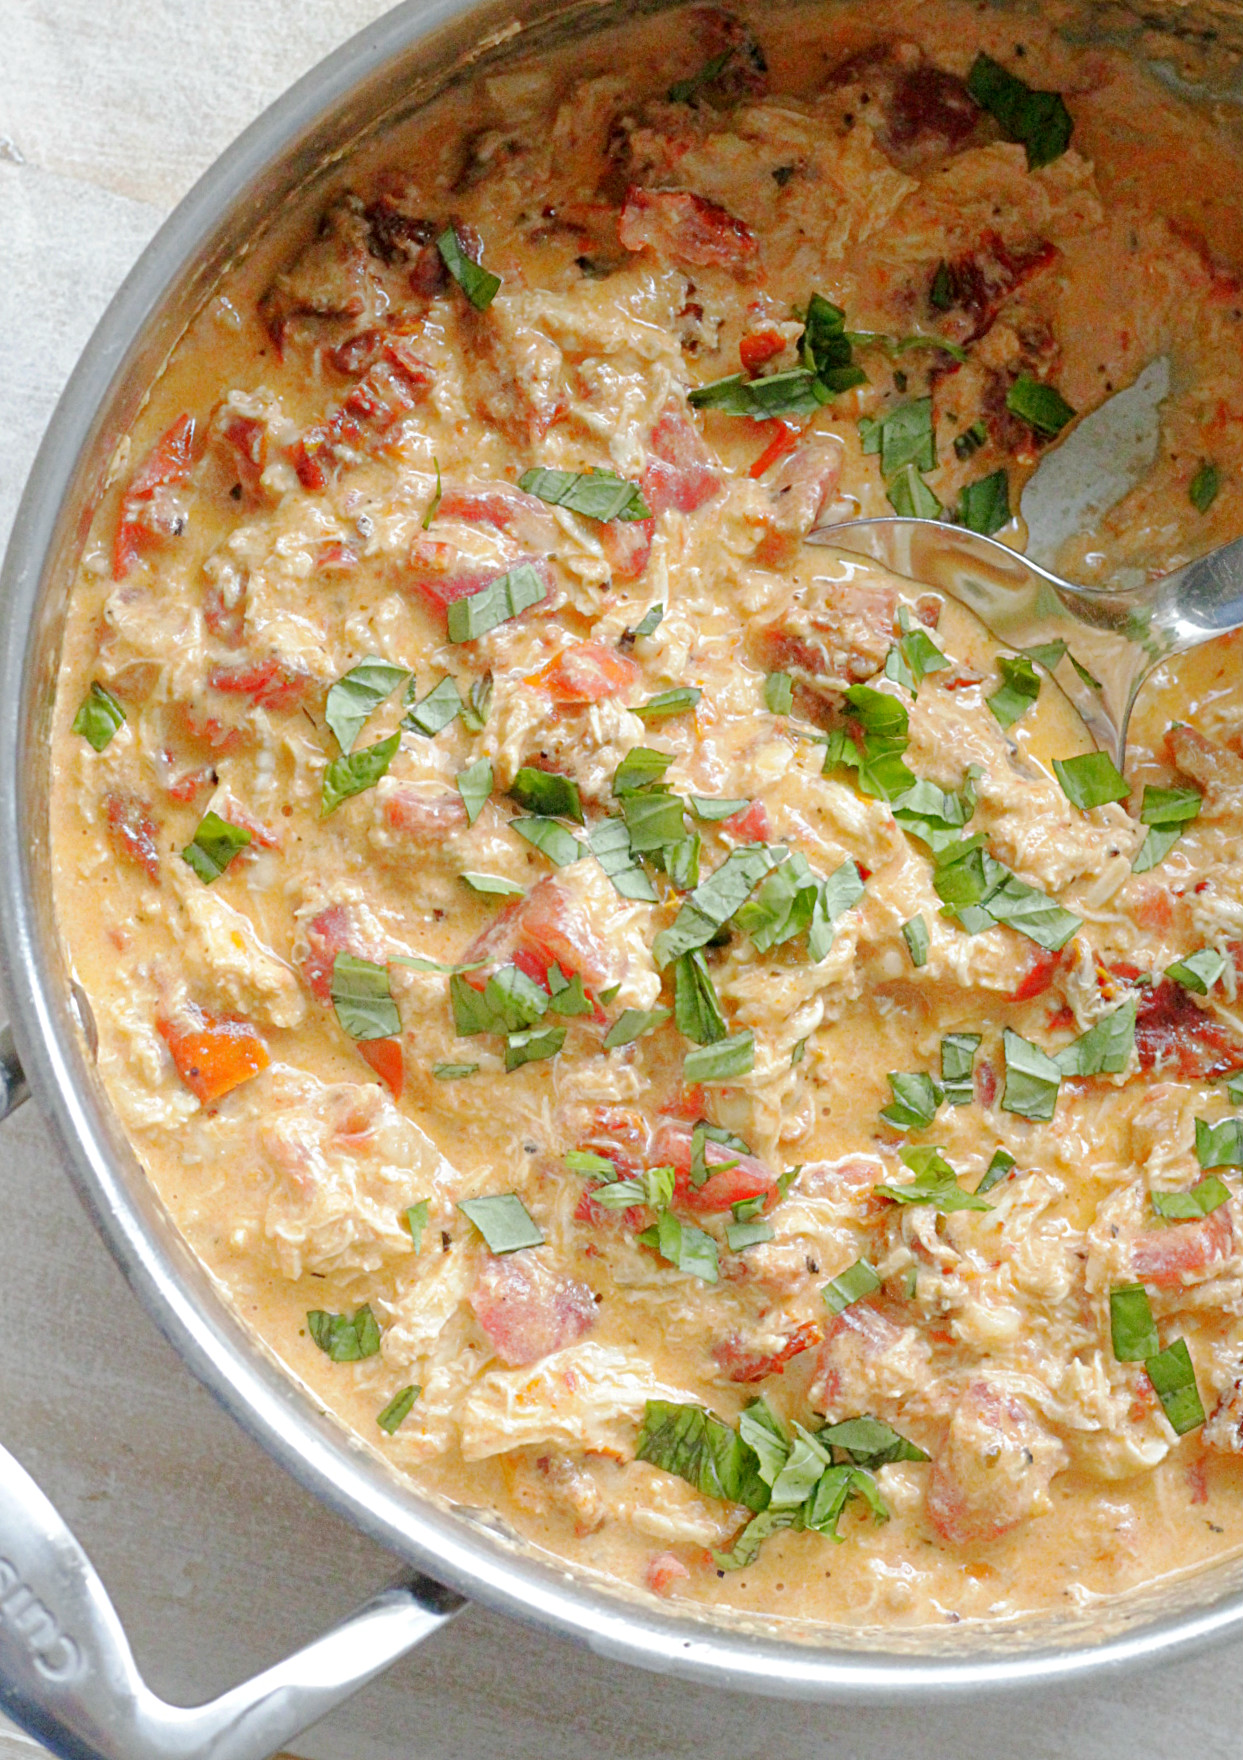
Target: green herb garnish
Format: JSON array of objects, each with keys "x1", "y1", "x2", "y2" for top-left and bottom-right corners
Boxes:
[
  {"x1": 458, "y1": 1192, "x2": 544, "y2": 1251},
  {"x1": 518, "y1": 466, "x2": 650, "y2": 522},
  {"x1": 307, "y1": 1304, "x2": 382, "y2": 1362},
  {"x1": 321, "y1": 731, "x2": 401, "y2": 816},
  {"x1": 1053, "y1": 751, "x2": 1129, "y2": 811},
  {"x1": 446, "y1": 562, "x2": 547, "y2": 643},
  {"x1": 181, "y1": 810, "x2": 252, "y2": 884},
  {"x1": 72, "y1": 681, "x2": 125, "y2": 751},
  {"x1": 1001, "y1": 1028, "x2": 1061, "y2": 1121},
  {"x1": 1005, "y1": 374, "x2": 1075, "y2": 437},
  {"x1": 437, "y1": 226, "x2": 501, "y2": 310},
  {"x1": 377, "y1": 1386, "x2": 420, "y2": 1435},
  {"x1": 326, "y1": 656, "x2": 409, "y2": 753},
  {"x1": 1190, "y1": 461, "x2": 1221, "y2": 514},
  {"x1": 966, "y1": 52, "x2": 1073, "y2": 170},
  {"x1": 330, "y1": 953, "x2": 401, "y2": 1040}
]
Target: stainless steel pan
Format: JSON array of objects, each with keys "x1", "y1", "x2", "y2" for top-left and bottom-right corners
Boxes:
[{"x1": 6, "y1": 3, "x2": 1243, "y2": 1754}]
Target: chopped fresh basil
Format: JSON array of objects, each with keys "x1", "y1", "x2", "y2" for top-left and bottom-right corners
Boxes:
[
  {"x1": 433, "y1": 1061, "x2": 479, "y2": 1080},
  {"x1": 887, "y1": 461, "x2": 942, "y2": 520},
  {"x1": 603, "y1": 1006, "x2": 671, "y2": 1049},
  {"x1": 847, "y1": 329, "x2": 967, "y2": 366},
  {"x1": 1005, "y1": 374, "x2": 1075, "y2": 437},
  {"x1": 509, "y1": 766, "x2": 583, "y2": 824},
  {"x1": 326, "y1": 657, "x2": 410, "y2": 754},
  {"x1": 1001, "y1": 1027, "x2": 1061, "y2": 1121},
  {"x1": 876, "y1": 1145, "x2": 990, "y2": 1212},
  {"x1": 505, "y1": 1024, "x2": 567, "y2": 1071},
  {"x1": 1053, "y1": 751, "x2": 1129, "y2": 811},
  {"x1": 1166, "y1": 948, "x2": 1227, "y2": 995},
  {"x1": 437, "y1": 225, "x2": 501, "y2": 310},
  {"x1": 635, "y1": 1401, "x2": 768, "y2": 1510},
  {"x1": 764, "y1": 670, "x2": 794, "y2": 715},
  {"x1": 1054, "y1": 998, "x2": 1136, "y2": 1077},
  {"x1": 566, "y1": 1148, "x2": 619, "y2": 1178},
  {"x1": 1133, "y1": 782, "x2": 1202, "y2": 872},
  {"x1": 330, "y1": 953, "x2": 401, "y2": 1041},
  {"x1": 377, "y1": 1385, "x2": 420, "y2": 1435},
  {"x1": 632, "y1": 603, "x2": 665, "y2": 639},
  {"x1": 690, "y1": 795, "x2": 749, "y2": 820},
  {"x1": 822, "y1": 1258, "x2": 881, "y2": 1315},
  {"x1": 460, "y1": 871, "x2": 525, "y2": 896},
  {"x1": 892, "y1": 771, "x2": 978, "y2": 856},
  {"x1": 613, "y1": 746, "x2": 672, "y2": 795},
  {"x1": 1227, "y1": 1074, "x2": 1243, "y2": 1104},
  {"x1": 674, "y1": 950, "x2": 728, "y2": 1045},
  {"x1": 727, "y1": 1218, "x2": 774, "y2": 1252},
  {"x1": 638, "y1": 1210, "x2": 720, "y2": 1283},
  {"x1": 987, "y1": 653, "x2": 1042, "y2": 729},
  {"x1": 456, "y1": 756, "x2": 493, "y2": 826},
  {"x1": 966, "y1": 52, "x2": 1073, "y2": 169},
  {"x1": 403, "y1": 674, "x2": 463, "y2": 738},
  {"x1": 1195, "y1": 1116, "x2": 1243, "y2": 1170},
  {"x1": 1152, "y1": 1175, "x2": 1230, "y2": 1220},
  {"x1": 941, "y1": 1033, "x2": 981, "y2": 1106},
  {"x1": 880, "y1": 1071, "x2": 943, "y2": 1132},
  {"x1": 72, "y1": 681, "x2": 125, "y2": 751},
  {"x1": 666, "y1": 833, "x2": 702, "y2": 890},
  {"x1": 690, "y1": 369, "x2": 831, "y2": 421},
  {"x1": 667, "y1": 47, "x2": 735, "y2": 104},
  {"x1": 1109, "y1": 1284, "x2": 1158, "y2": 1362},
  {"x1": 458, "y1": 1192, "x2": 544, "y2": 1251},
  {"x1": 1146, "y1": 1337, "x2": 1206, "y2": 1435},
  {"x1": 623, "y1": 788, "x2": 687, "y2": 853},
  {"x1": 819, "y1": 1416, "x2": 928, "y2": 1468},
  {"x1": 451, "y1": 966, "x2": 544, "y2": 1038},
  {"x1": 902, "y1": 915, "x2": 931, "y2": 967},
  {"x1": 791, "y1": 1036, "x2": 807, "y2": 1066},
  {"x1": 634, "y1": 686, "x2": 702, "y2": 721},
  {"x1": 930, "y1": 261, "x2": 954, "y2": 310},
  {"x1": 544, "y1": 963, "x2": 592, "y2": 1017},
  {"x1": 588, "y1": 817, "x2": 659, "y2": 902},
  {"x1": 684, "y1": 1031, "x2": 755, "y2": 1083},
  {"x1": 307, "y1": 1304, "x2": 382, "y2": 1363},
  {"x1": 321, "y1": 731, "x2": 401, "y2": 816},
  {"x1": 1190, "y1": 461, "x2": 1221, "y2": 515},
  {"x1": 181, "y1": 810, "x2": 252, "y2": 884},
  {"x1": 976, "y1": 1147, "x2": 1016, "y2": 1196},
  {"x1": 598, "y1": 982, "x2": 621, "y2": 1004},
  {"x1": 404, "y1": 1201, "x2": 430, "y2": 1252},
  {"x1": 954, "y1": 418, "x2": 987, "y2": 460},
  {"x1": 884, "y1": 605, "x2": 949, "y2": 695},
  {"x1": 390, "y1": 954, "x2": 488, "y2": 976},
  {"x1": 653, "y1": 843, "x2": 782, "y2": 966},
  {"x1": 844, "y1": 683, "x2": 909, "y2": 742},
  {"x1": 446, "y1": 562, "x2": 547, "y2": 643},
  {"x1": 876, "y1": 398, "x2": 936, "y2": 477},
  {"x1": 518, "y1": 466, "x2": 650, "y2": 522},
  {"x1": 958, "y1": 469, "x2": 1010, "y2": 536},
  {"x1": 509, "y1": 817, "x2": 585, "y2": 867},
  {"x1": 799, "y1": 293, "x2": 868, "y2": 395},
  {"x1": 936, "y1": 847, "x2": 1082, "y2": 951},
  {"x1": 423, "y1": 457, "x2": 442, "y2": 530},
  {"x1": 460, "y1": 673, "x2": 493, "y2": 733}
]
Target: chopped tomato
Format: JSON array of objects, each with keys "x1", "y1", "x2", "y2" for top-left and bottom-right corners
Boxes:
[
  {"x1": 641, "y1": 403, "x2": 721, "y2": 515},
  {"x1": 104, "y1": 792, "x2": 160, "y2": 881},
  {"x1": 469, "y1": 1254, "x2": 596, "y2": 1366},
  {"x1": 1131, "y1": 1204, "x2": 1232, "y2": 1288},
  {"x1": 532, "y1": 642, "x2": 640, "y2": 705},
  {"x1": 301, "y1": 903, "x2": 385, "y2": 1004},
  {"x1": 740, "y1": 330, "x2": 786, "y2": 375},
  {"x1": 652, "y1": 1122, "x2": 778, "y2": 1214},
  {"x1": 1009, "y1": 948, "x2": 1063, "y2": 1002},
  {"x1": 207, "y1": 656, "x2": 309, "y2": 711},
  {"x1": 465, "y1": 877, "x2": 611, "y2": 989},
  {"x1": 925, "y1": 1383, "x2": 1063, "y2": 1546},
  {"x1": 713, "y1": 1320, "x2": 822, "y2": 1383},
  {"x1": 113, "y1": 414, "x2": 197, "y2": 580},
  {"x1": 290, "y1": 339, "x2": 432, "y2": 489},
  {"x1": 720, "y1": 800, "x2": 770, "y2": 842},
  {"x1": 931, "y1": 230, "x2": 1060, "y2": 345},
  {"x1": 748, "y1": 418, "x2": 802, "y2": 479},
  {"x1": 211, "y1": 410, "x2": 266, "y2": 499},
  {"x1": 645, "y1": 1551, "x2": 691, "y2": 1596},
  {"x1": 809, "y1": 1301, "x2": 904, "y2": 1414},
  {"x1": 357, "y1": 1036, "x2": 404, "y2": 1100},
  {"x1": 618, "y1": 186, "x2": 757, "y2": 270},
  {"x1": 165, "y1": 766, "x2": 215, "y2": 804},
  {"x1": 159, "y1": 1011, "x2": 269, "y2": 1102},
  {"x1": 405, "y1": 549, "x2": 551, "y2": 626},
  {"x1": 1134, "y1": 977, "x2": 1243, "y2": 1080},
  {"x1": 382, "y1": 787, "x2": 469, "y2": 841},
  {"x1": 574, "y1": 1181, "x2": 649, "y2": 1231},
  {"x1": 599, "y1": 516, "x2": 655, "y2": 581}
]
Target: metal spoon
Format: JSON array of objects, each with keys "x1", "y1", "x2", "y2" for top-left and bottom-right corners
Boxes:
[{"x1": 805, "y1": 356, "x2": 1243, "y2": 766}]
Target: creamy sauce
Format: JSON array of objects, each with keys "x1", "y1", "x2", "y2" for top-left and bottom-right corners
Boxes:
[{"x1": 48, "y1": 0, "x2": 1243, "y2": 1633}]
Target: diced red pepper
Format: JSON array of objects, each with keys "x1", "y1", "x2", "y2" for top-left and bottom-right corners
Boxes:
[
  {"x1": 357, "y1": 1036, "x2": 404, "y2": 1101},
  {"x1": 159, "y1": 1011, "x2": 269, "y2": 1102},
  {"x1": 113, "y1": 414, "x2": 197, "y2": 580}
]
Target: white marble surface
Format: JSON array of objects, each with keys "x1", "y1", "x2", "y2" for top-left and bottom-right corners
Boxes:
[{"x1": 4, "y1": 4, "x2": 1243, "y2": 1755}]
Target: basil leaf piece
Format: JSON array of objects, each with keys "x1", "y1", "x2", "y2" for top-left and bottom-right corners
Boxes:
[
  {"x1": 822, "y1": 1258, "x2": 881, "y2": 1316},
  {"x1": 976, "y1": 1147, "x2": 1016, "y2": 1196},
  {"x1": 1005, "y1": 374, "x2": 1076, "y2": 437},
  {"x1": 769, "y1": 1425, "x2": 832, "y2": 1509},
  {"x1": 892, "y1": 771, "x2": 978, "y2": 856},
  {"x1": 632, "y1": 603, "x2": 665, "y2": 639},
  {"x1": 598, "y1": 982, "x2": 621, "y2": 1004},
  {"x1": 1166, "y1": 948, "x2": 1227, "y2": 995},
  {"x1": 565, "y1": 1148, "x2": 618, "y2": 1178},
  {"x1": 1133, "y1": 782, "x2": 1202, "y2": 871},
  {"x1": 509, "y1": 817, "x2": 584, "y2": 867},
  {"x1": 958, "y1": 469, "x2": 1010, "y2": 536},
  {"x1": 950, "y1": 859, "x2": 1082, "y2": 952},
  {"x1": 880, "y1": 1071, "x2": 943, "y2": 1131},
  {"x1": 423, "y1": 457, "x2": 442, "y2": 530},
  {"x1": 485, "y1": 965, "x2": 549, "y2": 1033},
  {"x1": 391, "y1": 954, "x2": 489, "y2": 976},
  {"x1": 727, "y1": 1219, "x2": 774, "y2": 1252},
  {"x1": 437, "y1": 225, "x2": 501, "y2": 310},
  {"x1": 331, "y1": 953, "x2": 401, "y2": 1040},
  {"x1": 674, "y1": 950, "x2": 728, "y2": 1045},
  {"x1": 505, "y1": 1024, "x2": 566, "y2": 1071},
  {"x1": 613, "y1": 746, "x2": 672, "y2": 795},
  {"x1": 737, "y1": 1401, "x2": 790, "y2": 1488},
  {"x1": 634, "y1": 686, "x2": 702, "y2": 721},
  {"x1": 764, "y1": 671, "x2": 794, "y2": 714},
  {"x1": 72, "y1": 681, "x2": 126, "y2": 751},
  {"x1": 181, "y1": 810, "x2": 252, "y2": 884},
  {"x1": 684, "y1": 1031, "x2": 755, "y2": 1083},
  {"x1": 456, "y1": 756, "x2": 493, "y2": 826},
  {"x1": 954, "y1": 417, "x2": 987, "y2": 459},
  {"x1": 941, "y1": 1033, "x2": 981, "y2": 1106},
  {"x1": 458, "y1": 1193, "x2": 544, "y2": 1251},
  {"x1": 321, "y1": 731, "x2": 400, "y2": 816},
  {"x1": 446, "y1": 562, "x2": 547, "y2": 643},
  {"x1": 791, "y1": 1036, "x2": 807, "y2": 1066},
  {"x1": 653, "y1": 844, "x2": 782, "y2": 966},
  {"x1": 307, "y1": 1304, "x2": 382, "y2": 1363},
  {"x1": 326, "y1": 656, "x2": 409, "y2": 754},
  {"x1": 689, "y1": 369, "x2": 831, "y2": 421},
  {"x1": 1152, "y1": 1175, "x2": 1230, "y2": 1220},
  {"x1": 690, "y1": 795, "x2": 749, "y2": 821},
  {"x1": 433, "y1": 1061, "x2": 479, "y2": 1080},
  {"x1": 799, "y1": 293, "x2": 867, "y2": 392},
  {"x1": 1054, "y1": 999, "x2": 1136, "y2": 1077},
  {"x1": 987, "y1": 653, "x2": 1041, "y2": 729},
  {"x1": 637, "y1": 1210, "x2": 720, "y2": 1283},
  {"x1": 623, "y1": 789, "x2": 687, "y2": 853},
  {"x1": 518, "y1": 466, "x2": 650, "y2": 522},
  {"x1": 819, "y1": 1416, "x2": 929, "y2": 1467},
  {"x1": 1195, "y1": 1116, "x2": 1243, "y2": 1169},
  {"x1": 902, "y1": 915, "x2": 931, "y2": 967},
  {"x1": 714, "y1": 1508, "x2": 801, "y2": 1571},
  {"x1": 509, "y1": 766, "x2": 583, "y2": 823},
  {"x1": 1146, "y1": 1337, "x2": 1206, "y2": 1435},
  {"x1": 603, "y1": 1007, "x2": 670, "y2": 1049},
  {"x1": 403, "y1": 675, "x2": 463, "y2": 738},
  {"x1": 377, "y1": 1385, "x2": 420, "y2": 1435},
  {"x1": 1053, "y1": 751, "x2": 1129, "y2": 810},
  {"x1": 1109, "y1": 1284, "x2": 1158, "y2": 1362},
  {"x1": 886, "y1": 605, "x2": 950, "y2": 696},
  {"x1": 460, "y1": 673, "x2": 493, "y2": 733},
  {"x1": 668, "y1": 47, "x2": 735, "y2": 104},
  {"x1": 451, "y1": 969, "x2": 516, "y2": 1037},
  {"x1": 635, "y1": 1400, "x2": 768, "y2": 1511},
  {"x1": 877, "y1": 398, "x2": 936, "y2": 476},
  {"x1": 588, "y1": 817, "x2": 658, "y2": 902},
  {"x1": 1001, "y1": 1028, "x2": 1062, "y2": 1121},
  {"x1": 877, "y1": 1144, "x2": 990, "y2": 1212},
  {"x1": 1190, "y1": 461, "x2": 1221, "y2": 514},
  {"x1": 887, "y1": 462, "x2": 942, "y2": 520},
  {"x1": 460, "y1": 871, "x2": 525, "y2": 896},
  {"x1": 545, "y1": 963, "x2": 593, "y2": 1016},
  {"x1": 405, "y1": 1201, "x2": 430, "y2": 1252},
  {"x1": 966, "y1": 52, "x2": 1073, "y2": 169},
  {"x1": 844, "y1": 683, "x2": 909, "y2": 743},
  {"x1": 1228, "y1": 1075, "x2": 1243, "y2": 1104}
]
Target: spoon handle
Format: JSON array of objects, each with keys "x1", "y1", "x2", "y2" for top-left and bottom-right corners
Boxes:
[{"x1": 1153, "y1": 535, "x2": 1243, "y2": 651}]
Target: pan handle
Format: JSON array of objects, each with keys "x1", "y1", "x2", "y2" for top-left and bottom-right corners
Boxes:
[
  {"x1": 0, "y1": 1023, "x2": 29, "y2": 1121},
  {"x1": 0, "y1": 1438, "x2": 465, "y2": 1760}
]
